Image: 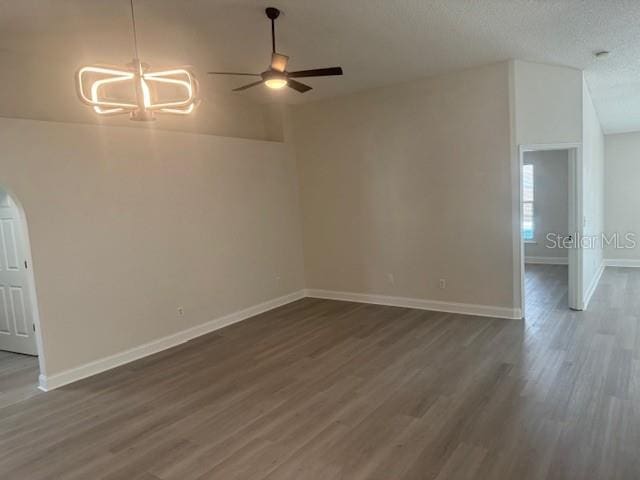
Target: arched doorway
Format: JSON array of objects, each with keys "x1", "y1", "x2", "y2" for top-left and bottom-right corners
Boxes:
[{"x1": 0, "y1": 187, "x2": 43, "y2": 402}]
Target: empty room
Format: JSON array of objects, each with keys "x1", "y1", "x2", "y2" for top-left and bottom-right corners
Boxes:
[{"x1": 0, "y1": 1, "x2": 639, "y2": 479}]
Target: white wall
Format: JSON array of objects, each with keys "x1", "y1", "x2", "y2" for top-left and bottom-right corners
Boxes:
[
  {"x1": 604, "y1": 132, "x2": 640, "y2": 263},
  {"x1": 582, "y1": 80, "x2": 605, "y2": 295},
  {"x1": 512, "y1": 60, "x2": 583, "y2": 146},
  {"x1": 292, "y1": 63, "x2": 515, "y2": 310},
  {"x1": 523, "y1": 150, "x2": 569, "y2": 260},
  {"x1": 0, "y1": 118, "x2": 305, "y2": 377}
]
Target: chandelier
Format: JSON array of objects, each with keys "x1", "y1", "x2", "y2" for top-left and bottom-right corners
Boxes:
[{"x1": 76, "y1": 0, "x2": 198, "y2": 121}]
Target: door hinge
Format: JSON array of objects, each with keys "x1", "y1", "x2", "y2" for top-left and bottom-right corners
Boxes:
[{"x1": 33, "y1": 324, "x2": 36, "y2": 332}]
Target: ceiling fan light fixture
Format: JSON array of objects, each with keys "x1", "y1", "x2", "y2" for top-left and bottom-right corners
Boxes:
[
  {"x1": 264, "y1": 77, "x2": 288, "y2": 89},
  {"x1": 208, "y1": 7, "x2": 343, "y2": 94}
]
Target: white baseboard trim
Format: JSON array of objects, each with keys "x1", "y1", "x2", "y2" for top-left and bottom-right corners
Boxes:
[
  {"x1": 603, "y1": 258, "x2": 640, "y2": 268},
  {"x1": 304, "y1": 289, "x2": 522, "y2": 320},
  {"x1": 38, "y1": 290, "x2": 305, "y2": 392},
  {"x1": 582, "y1": 263, "x2": 605, "y2": 310},
  {"x1": 38, "y1": 287, "x2": 527, "y2": 392},
  {"x1": 525, "y1": 256, "x2": 568, "y2": 265}
]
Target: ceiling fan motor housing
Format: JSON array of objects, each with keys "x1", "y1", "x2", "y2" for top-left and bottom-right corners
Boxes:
[
  {"x1": 265, "y1": 7, "x2": 281, "y2": 20},
  {"x1": 262, "y1": 70, "x2": 287, "y2": 81}
]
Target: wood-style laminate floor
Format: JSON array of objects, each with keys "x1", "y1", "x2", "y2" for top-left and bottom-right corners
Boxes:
[
  {"x1": 0, "y1": 351, "x2": 39, "y2": 409},
  {"x1": 524, "y1": 264, "x2": 568, "y2": 324},
  {"x1": 1, "y1": 267, "x2": 639, "y2": 479}
]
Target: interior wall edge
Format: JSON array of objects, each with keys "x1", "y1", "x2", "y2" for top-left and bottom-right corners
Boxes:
[
  {"x1": 0, "y1": 114, "x2": 288, "y2": 145},
  {"x1": 582, "y1": 261, "x2": 605, "y2": 310}
]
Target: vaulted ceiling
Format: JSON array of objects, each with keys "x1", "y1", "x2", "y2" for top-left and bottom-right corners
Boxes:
[{"x1": 1, "y1": 0, "x2": 639, "y2": 133}]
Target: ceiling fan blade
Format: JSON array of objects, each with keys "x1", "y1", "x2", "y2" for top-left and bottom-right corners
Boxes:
[
  {"x1": 233, "y1": 80, "x2": 264, "y2": 91},
  {"x1": 287, "y1": 79, "x2": 312, "y2": 93},
  {"x1": 271, "y1": 53, "x2": 289, "y2": 73},
  {"x1": 208, "y1": 72, "x2": 261, "y2": 76},
  {"x1": 288, "y1": 67, "x2": 343, "y2": 78}
]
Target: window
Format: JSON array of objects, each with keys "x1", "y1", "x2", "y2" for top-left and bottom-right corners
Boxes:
[{"x1": 522, "y1": 164, "x2": 534, "y2": 241}]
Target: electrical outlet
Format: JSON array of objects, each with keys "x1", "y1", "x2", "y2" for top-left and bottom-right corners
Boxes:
[
  {"x1": 439, "y1": 279, "x2": 446, "y2": 290},
  {"x1": 387, "y1": 273, "x2": 395, "y2": 285},
  {"x1": 177, "y1": 306, "x2": 184, "y2": 316}
]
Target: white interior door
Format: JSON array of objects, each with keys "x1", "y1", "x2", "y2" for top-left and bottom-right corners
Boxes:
[{"x1": 0, "y1": 193, "x2": 37, "y2": 355}]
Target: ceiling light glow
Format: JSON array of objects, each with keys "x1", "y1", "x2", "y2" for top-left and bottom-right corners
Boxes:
[
  {"x1": 75, "y1": 0, "x2": 198, "y2": 120},
  {"x1": 264, "y1": 78, "x2": 288, "y2": 89}
]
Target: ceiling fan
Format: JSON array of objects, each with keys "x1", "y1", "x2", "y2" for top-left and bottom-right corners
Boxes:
[{"x1": 208, "y1": 7, "x2": 343, "y2": 93}]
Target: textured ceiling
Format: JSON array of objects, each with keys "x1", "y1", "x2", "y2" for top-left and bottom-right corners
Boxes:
[{"x1": 0, "y1": 0, "x2": 639, "y2": 133}]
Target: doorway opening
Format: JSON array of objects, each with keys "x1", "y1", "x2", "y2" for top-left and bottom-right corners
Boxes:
[
  {"x1": 0, "y1": 188, "x2": 42, "y2": 406},
  {"x1": 518, "y1": 144, "x2": 583, "y2": 322}
]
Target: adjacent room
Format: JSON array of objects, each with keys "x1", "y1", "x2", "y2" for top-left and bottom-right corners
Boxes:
[
  {"x1": 522, "y1": 149, "x2": 571, "y2": 323},
  {"x1": 1, "y1": 1, "x2": 639, "y2": 478}
]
